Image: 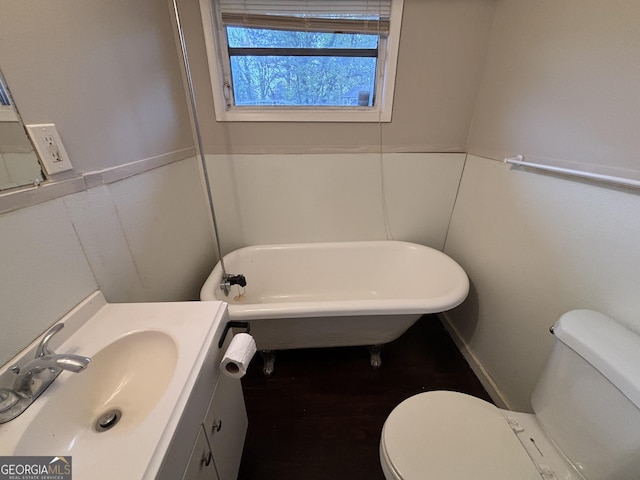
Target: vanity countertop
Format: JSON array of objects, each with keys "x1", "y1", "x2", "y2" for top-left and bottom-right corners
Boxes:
[{"x1": 0, "y1": 291, "x2": 229, "y2": 480}]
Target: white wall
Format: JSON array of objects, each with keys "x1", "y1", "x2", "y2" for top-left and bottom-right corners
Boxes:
[
  {"x1": 444, "y1": 155, "x2": 640, "y2": 410},
  {"x1": 0, "y1": 152, "x2": 42, "y2": 190},
  {"x1": 179, "y1": 0, "x2": 497, "y2": 154},
  {"x1": 467, "y1": 0, "x2": 640, "y2": 172},
  {"x1": 0, "y1": 122, "x2": 42, "y2": 189},
  {"x1": 0, "y1": 158, "x2": 214, "y2": 366},
  {"x1": 207, "y1": 153, "x2": 465, "y2": 254},
  {"x1": 0, "y1": 199, "x2": 98, "y2": 366},
  {"x1": 0, "y1": 0, "x2": 214, "y2": 366},
  {"x1": 0, "y1": 0, "x2": 193, "y2": 174},
  {"x1": 444, "y1": 0, "x2": 640, "y2": 411},
  {"x1": 64, "y1": 158, "x2": 215, "y2": 303}
]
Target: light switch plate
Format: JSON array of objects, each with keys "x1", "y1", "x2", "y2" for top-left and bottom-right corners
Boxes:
[{"x1": 26, "y1": 123, "x2": 73, "y2": 175}]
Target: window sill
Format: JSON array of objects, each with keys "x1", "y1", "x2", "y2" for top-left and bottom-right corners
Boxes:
[{"x1": 216, "y1": 107, "x2": 392, "y2": 123}]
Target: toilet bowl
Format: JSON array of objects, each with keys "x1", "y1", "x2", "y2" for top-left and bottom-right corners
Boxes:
[{"x1": 380, "y1": 310, "x2": 640, "y2": 480}]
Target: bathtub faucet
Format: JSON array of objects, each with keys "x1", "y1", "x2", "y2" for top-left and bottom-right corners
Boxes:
[{"x1": 221, "y1": 273, "x2": 247, "y2": 297}]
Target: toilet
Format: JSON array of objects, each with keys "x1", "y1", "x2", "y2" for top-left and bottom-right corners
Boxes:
[{"x1": 380, "y1": 310, "x2": 640, "y2": 480}]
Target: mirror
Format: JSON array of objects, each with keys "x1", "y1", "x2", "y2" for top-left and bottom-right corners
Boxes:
[{"x1": 0, "y1": 68, "x2": 44, "y2": 190}]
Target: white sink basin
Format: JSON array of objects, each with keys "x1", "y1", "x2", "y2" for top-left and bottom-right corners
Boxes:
[
  {"x1": 15, "y1": 331, "x2": 177, "y2": 456},
  {"x1": 0, "y1": 292, "x2": 228, "y2": 480}
]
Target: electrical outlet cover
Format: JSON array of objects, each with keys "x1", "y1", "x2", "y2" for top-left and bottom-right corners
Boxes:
[{"x1": 26, "y1": 123, "x2": 73, "y2": 175}]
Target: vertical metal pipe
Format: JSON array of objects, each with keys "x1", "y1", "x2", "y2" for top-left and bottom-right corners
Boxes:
[{"x1": 171, "y1": 0, "x2": 227, "y2": 277}]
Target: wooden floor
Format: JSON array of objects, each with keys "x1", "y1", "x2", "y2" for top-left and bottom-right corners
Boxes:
[{"x1": 237, "y1": 315, "x2": 492, "y2": 480}]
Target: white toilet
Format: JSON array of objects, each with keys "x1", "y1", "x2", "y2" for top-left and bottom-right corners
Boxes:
[{"x1": 380, "y1": 310, "x2": 640, "y2": 480}]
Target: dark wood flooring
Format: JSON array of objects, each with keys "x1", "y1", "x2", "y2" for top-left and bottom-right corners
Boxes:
[{"x1": 238, "y1": 315, "x2": 492, "y2": 480}]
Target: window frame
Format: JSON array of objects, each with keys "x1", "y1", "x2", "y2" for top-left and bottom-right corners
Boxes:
[{"x1": 199, "y1": 0, "x2": 404, "y2": 122}]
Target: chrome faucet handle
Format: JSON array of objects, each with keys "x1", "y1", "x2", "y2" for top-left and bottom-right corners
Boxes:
[
  {"x1": 36, "y1": 323, "x2": 65, "y2": 358},
  {"x1": 12, "y1": 353, "x2": 90, "y2": 394},
  {"x1": 7, "y1": 324, "x2": 65, "y2": 375}
]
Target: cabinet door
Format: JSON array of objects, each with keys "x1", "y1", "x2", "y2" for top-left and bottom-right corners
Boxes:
[
  {"x1": 204, "y1": 374, "x2": 248, "y2": 480},
  {"x1": 183, "y1": 425, "x2": 220, "y2": 480}
]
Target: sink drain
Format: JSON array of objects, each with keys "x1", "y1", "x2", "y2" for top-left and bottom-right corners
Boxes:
[{"x1": 95, "y1": 409, "x2": 122, "y2": 432}]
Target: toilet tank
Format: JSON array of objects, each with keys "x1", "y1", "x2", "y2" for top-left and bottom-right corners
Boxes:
[{"x1": 531, "y1": 310, "x2": 640, "y2": 480}]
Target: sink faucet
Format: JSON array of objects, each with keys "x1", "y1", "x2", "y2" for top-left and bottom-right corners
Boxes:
[{"x1": 0, "y1": 323, "x2": 90, "y2": 423}]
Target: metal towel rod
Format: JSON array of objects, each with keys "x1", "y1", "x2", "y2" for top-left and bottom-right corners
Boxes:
[{"x1": 504, "y1": 155, "x2": 640, "y2": 190}]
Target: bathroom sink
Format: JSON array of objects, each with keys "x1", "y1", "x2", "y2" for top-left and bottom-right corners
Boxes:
[
  {"x1": 14, "y1": 331, "x2": 177, "y2": 458},
  {"x1": 0, "y1": 292, "x2": 229, "y2": 480}
]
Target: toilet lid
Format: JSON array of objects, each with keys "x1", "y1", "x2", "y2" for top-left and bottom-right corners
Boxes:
[{"x1": 381, "y1": 391, "x2": 541, "y2": 480}]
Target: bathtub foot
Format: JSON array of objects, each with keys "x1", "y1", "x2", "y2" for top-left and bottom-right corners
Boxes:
[
  {"x1": 368, "y1": 344, "x2": 383, "y2": 369},
  {"x1": 260, "y1": 350, "x2": 276, "y2": 376}
]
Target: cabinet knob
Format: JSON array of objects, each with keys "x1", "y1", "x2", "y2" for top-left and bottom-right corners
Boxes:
[
  {"x1": 201, "y1": 450, "x2": 212, "y2": 467},
  {"x1": 212, "y1": 419, "x2": 222, "y2": 432},
  {"x1": 199, "y1": 423, "x2": 214, "y2": 467}
]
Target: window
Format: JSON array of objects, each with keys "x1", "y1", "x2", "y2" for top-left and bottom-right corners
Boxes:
[
  {"x1": 0, "y1": 83, "x2": 10, "y2": 107},
  {"x1": 199, "y1": 0, "x2": 403, "y2": 122},
  {"x1": 0, "y1": 72, "x2": 19, "y2": 122}
]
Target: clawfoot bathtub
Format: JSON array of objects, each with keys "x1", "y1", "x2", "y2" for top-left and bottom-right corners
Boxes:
[{"x1": 200, "y1": 241, "x2": 469, "y2": 375}]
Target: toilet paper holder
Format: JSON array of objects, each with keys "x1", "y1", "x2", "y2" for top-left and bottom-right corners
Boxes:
[{"x1": 218, "y1": 321, "x2": 251, "y2": 348}]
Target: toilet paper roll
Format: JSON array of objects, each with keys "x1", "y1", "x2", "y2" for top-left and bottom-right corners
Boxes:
[{"x1": 220, "y1": 332, "x2": 257, "y2": 379}]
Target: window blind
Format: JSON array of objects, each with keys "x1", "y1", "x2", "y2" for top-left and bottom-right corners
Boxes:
[
  {"x1": 218, "y1": 0, "x2": 391, "y2": 34},
  {"x1": 0, "y1": 80, "x2": 10, "y2": 106}
]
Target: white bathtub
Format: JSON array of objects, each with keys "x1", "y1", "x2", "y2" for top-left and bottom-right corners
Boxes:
[{"x1": 200, "y1": 241, "x2": 469, "y2": 373}]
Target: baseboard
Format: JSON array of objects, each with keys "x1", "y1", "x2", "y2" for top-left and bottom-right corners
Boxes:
[{"x1": 438, "y1": 312, "x2": 511, "y2": 410}]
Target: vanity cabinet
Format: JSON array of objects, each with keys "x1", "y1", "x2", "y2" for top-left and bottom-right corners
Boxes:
[
  {"x1": 0, "y1": 293, "x2": 243, "y2": 480},
  {"x1": 183, "y1": 426, "x2": 220, "y2": 480},
  {"x1": 158, "y1": 313, "x2": 249, "y2": 480},
  {"x1": 183, "y1": 372, "x2": 247, "y2": 480},
  {"x1": 201, "y1": 373, "x2": 247, "y2": 480}
]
